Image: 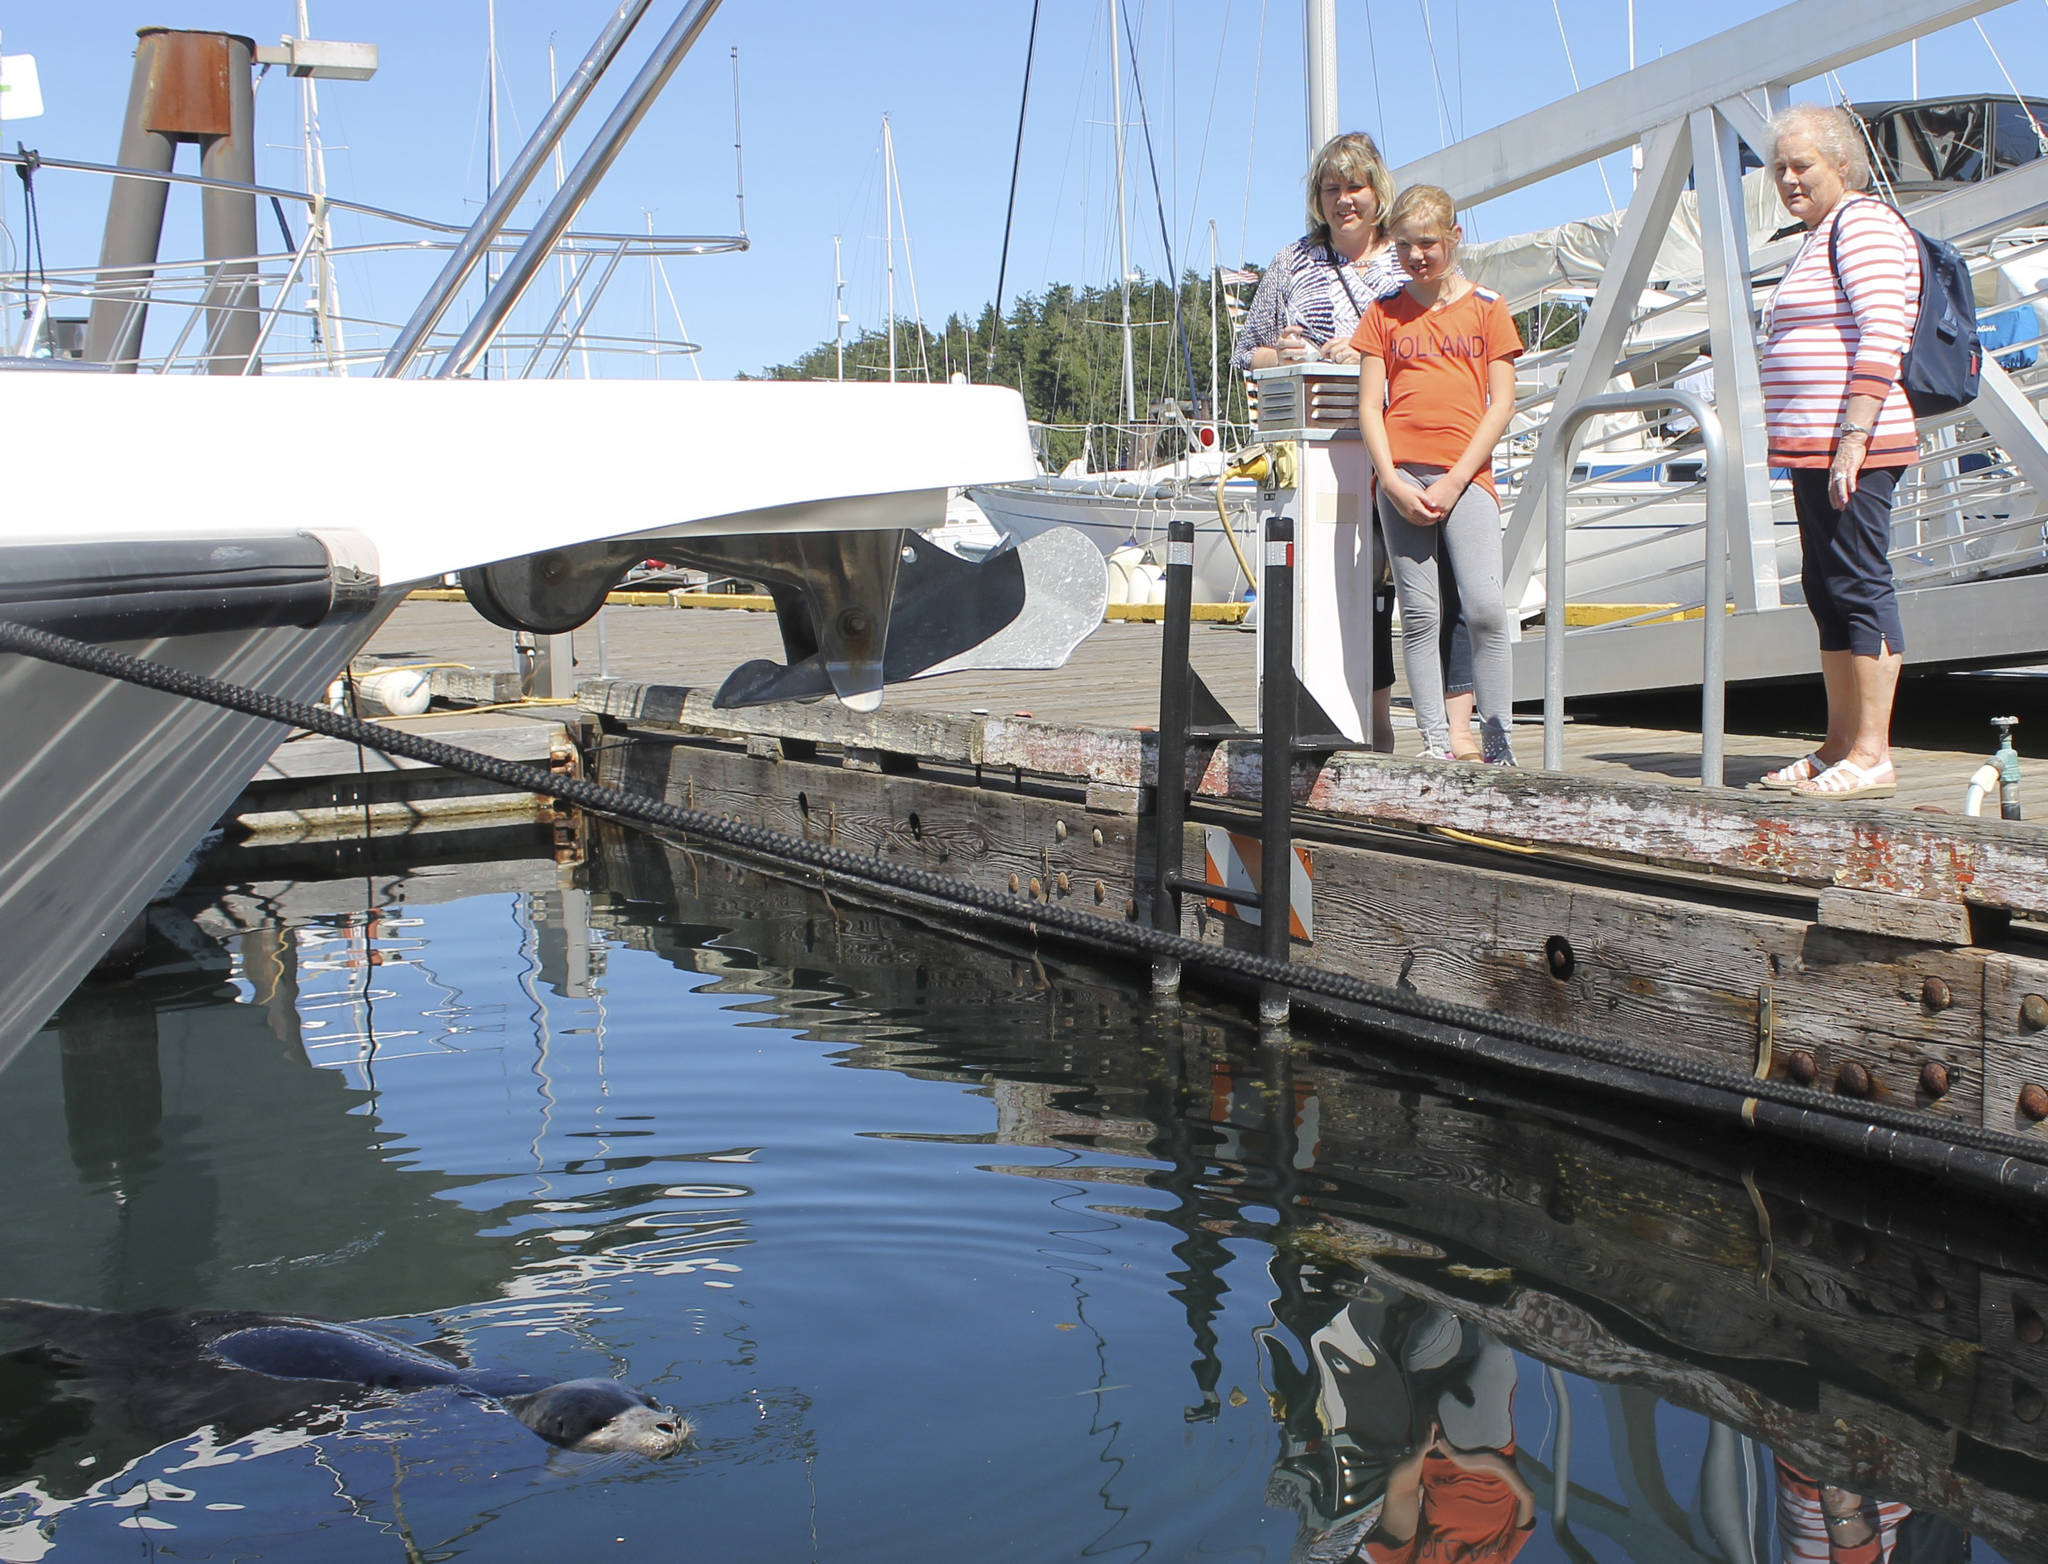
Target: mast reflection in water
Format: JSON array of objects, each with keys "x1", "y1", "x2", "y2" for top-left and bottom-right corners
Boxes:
[{"x1": 0, "y1": 818, "x2": 2041, "y2": 1563}]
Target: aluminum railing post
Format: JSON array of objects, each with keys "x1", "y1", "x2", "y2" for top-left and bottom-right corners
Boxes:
[
  {"x1": 1692, "y1": 394, "x2": 1730, "y2": 788},
  {"x1": 1543, "y1": 387, "x2": 1727, "y2": 786},
  {"x1": 1544, "y1": 430, "x2": 1573, "y2": 772}
]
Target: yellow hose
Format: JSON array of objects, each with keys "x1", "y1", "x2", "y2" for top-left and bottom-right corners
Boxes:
[{"x1": 1213, "y1": 447, "x2": 1268, "y2": 590}]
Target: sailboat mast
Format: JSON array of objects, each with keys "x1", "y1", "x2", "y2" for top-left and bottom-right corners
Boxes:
[
  {"x1": 485, "y1": 0, "x2": 503, "y2": 378},
  {"x1": 1107, "y1": 0, "x2": 1136, "y2": 424},
  {"x1": 883, "y1": 113, "x2": 898, "y2": 384},
  {"x1": 834, "y1": 234, "x2": 847, "y2": 381},
  {"x1": 1304, "y1": 0, "x2": 1337, "y2": 160},
  {"x1": 296, "y1": 0, "x2": 345, "y2": 371},
  {"x1": 1208, "y1": 220, "x2": 1220, "y2": 427}
]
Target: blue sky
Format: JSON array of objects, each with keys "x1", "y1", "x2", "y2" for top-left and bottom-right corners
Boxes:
[{"x1": 3, "y1": 1, "x2": 2042, "y2": 378}]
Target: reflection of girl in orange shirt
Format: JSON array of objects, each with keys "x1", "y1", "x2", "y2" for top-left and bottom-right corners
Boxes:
[
  {"x1": 1353, "y1": 184, "x2": 1523, "y2": 765},
  {"x1": 1364, "y1": 1431, "x2": 1536, "y2": 1564},
  {"x1": 1354, "y1": 1315, "x2": 1534, "y2": 1564}
]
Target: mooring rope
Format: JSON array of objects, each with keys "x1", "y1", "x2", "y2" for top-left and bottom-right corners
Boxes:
[{"x1": 8, "y1": 615, "x2": 2046, "y2": 1192}]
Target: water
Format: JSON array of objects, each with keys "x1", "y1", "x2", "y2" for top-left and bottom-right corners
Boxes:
[{"x1": 2, "y1": 820, "x2": 2044, "y2": 1563}]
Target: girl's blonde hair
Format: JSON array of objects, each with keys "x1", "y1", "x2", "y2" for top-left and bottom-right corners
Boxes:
[
  {"x1": 1386, "y1": 184, "x2": 1458, "y2": 239},
  {"x1": 1305, "y1": 132, "x2": 1396, "y2": 242},
  {"x1": 1768, "y1": 103, "x2": 1872, "y2": 191}
]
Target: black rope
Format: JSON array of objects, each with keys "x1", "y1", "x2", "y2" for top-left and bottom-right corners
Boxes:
[
  {"x1": 14, "y1": 144, "x2": 47, "y2": 302},
  {"x1": 269, "y1": 195, "x2": 298, "y2": 255},
  {"x1": 986, "y1": 0, "x2": 1043, "y2": 385},
  {"x1": 6, "y1": 614, "x2": 2047, "y2": 1189}
]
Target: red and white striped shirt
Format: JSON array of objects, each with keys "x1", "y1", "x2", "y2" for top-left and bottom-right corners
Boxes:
[{"x1": 1762, "y1": 195, "x2": 1922, "y2": 469}]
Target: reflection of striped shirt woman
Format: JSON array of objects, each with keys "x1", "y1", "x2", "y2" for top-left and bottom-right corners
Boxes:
[
  {"x1": 1762, "y1": 196, "x2": 1921, "y2": 469},
  {"x1": 1230, "y1": 237, "x2": 1408, "y2": 373},
  {"x1": 1774, "y1": 1463, "x2": 1909, "y2": 1564}
]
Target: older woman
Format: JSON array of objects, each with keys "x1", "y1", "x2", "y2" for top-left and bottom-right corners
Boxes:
[
  {"x1": 1758, "y1": 103, "x2": 1919, "y2": 798},
  {"x1": 1232, "y1": 133, "x2": 1475, "y2": 756}
]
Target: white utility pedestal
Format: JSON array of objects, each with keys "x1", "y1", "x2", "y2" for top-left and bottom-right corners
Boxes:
[{"x1": 1246, "y1": 362, "x2": 1378, "y2": 747}]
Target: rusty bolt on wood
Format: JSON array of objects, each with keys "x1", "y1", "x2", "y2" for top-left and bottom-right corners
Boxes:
[
  {"x1": 1836, "y1": 1060, "x2": 1873, "y2": 1098},
  {"x1": 1094, "y1": 880, "x2": 1106, "y2": 903},
  {"x1": 1056, "y1": 873, "x2": 1071, "y2": 896},
  {"x1": 2023, "y1": 994, "x2": 2048, "y2": 1032},
  {"x1": 1920, "y1": 1061, "x2": 1951, "y2": 1099},
  {"x1": 1787, "y1": 1051, "x2": 1818, "y2": 1086},
  {"x1": 1921, "y1": 976, "x2": 1952, "y2": 1011},
  {"x1": 1544, "y1": 936, "x2": 1574, "y2": 982},
  {"x1": 1028, "y1": 878, "x2": 1043, "y2": 901},
  {"x1": 1055, "y1": 819, "x2": 1068, "y2": 841},
  {"x1": 2021, "y1": 1083, "x2": 2048, "y2": 1122},
  {"x1": 1008, "y1": 873, "x2": 1020, "y2": 894}
]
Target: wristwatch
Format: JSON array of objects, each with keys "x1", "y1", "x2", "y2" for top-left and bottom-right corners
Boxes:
[{"x1": 1837, "y1": 421, "x2": 1871, "y2": 440}]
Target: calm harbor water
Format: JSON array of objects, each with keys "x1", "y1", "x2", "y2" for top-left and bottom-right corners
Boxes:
[{"x1": 2, "y1": 819, "x2": 2044, "y2": 1563}]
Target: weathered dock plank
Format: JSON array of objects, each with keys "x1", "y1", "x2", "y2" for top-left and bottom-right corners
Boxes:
[
  {"x1": 1306, "y1": 753, "x2": 2048, "y2": 916},
  {"x1": 585, "y1": 693, "x2": 2048, "y2": 1142}
]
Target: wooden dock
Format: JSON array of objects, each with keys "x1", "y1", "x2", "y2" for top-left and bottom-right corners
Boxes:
[
  {"x1": 364, "y1": 596, "x2": 2047, "y2": 812},
  {"x1": 337, "y1": 596, "x2": 2048, "y2": 1165}
]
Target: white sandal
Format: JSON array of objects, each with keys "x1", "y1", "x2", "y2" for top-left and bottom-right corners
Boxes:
[{"x1": 1759, "y1": 752, "x2": 1827, "y2": 790}]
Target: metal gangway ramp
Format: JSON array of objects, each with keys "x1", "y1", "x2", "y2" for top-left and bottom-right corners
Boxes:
[{"x1": 1388, "y1": 0, "x2": 2048, "y2": 699}]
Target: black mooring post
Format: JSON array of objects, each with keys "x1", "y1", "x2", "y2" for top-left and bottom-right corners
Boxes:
[
  {"x1": 1149, "y1": 517, "x2": 1198, "y2": 993},
  {"x1": 1258, "y1": 515, "x2": 1296, "y2": 1023}
]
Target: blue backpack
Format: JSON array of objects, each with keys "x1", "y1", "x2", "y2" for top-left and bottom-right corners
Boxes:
[{"x1": 1827, "y1": 196, "x2": 1981, "y2": 417}]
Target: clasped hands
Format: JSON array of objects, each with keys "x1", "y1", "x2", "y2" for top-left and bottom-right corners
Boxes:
[{"x1": 1385, "y1": 470, "x2": 1465, "y2": 526}]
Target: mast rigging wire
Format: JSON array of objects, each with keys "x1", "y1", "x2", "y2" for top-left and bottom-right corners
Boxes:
[
  {"x1": 1119, "y1": 0, "x2": 1201, "y2": 409},
  {"x1": 987, "y1": 0, "x2": 1045, "y2": 382},
  {"x1": 1547, "y1": 0, "x2": 1620, "y2": 217},
  {"x1": 1361, "y1": 0, "x2": 1388, "y2": 154},
  {"x1": 1235, "y1": 0, "x2": 1268, "y2": 269}
]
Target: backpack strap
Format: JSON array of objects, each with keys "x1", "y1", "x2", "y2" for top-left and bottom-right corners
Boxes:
[{"x1": 1824, "y1": 193, "x2": 1912, "y2": 294}]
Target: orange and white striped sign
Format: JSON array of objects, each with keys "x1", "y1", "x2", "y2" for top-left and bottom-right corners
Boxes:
[{"x1": 1202, "y1": 826, "x2": 1313, "y2": 941}]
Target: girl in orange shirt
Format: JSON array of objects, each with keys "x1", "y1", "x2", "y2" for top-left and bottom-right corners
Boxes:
[{"x1": 1353, "y1": 186, "x2": 1523, "y2": 764}]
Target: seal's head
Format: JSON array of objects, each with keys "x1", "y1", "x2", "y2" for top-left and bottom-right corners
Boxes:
[{"x1": 503, "y1": 1378, "x2": 690, "y2": 1457}]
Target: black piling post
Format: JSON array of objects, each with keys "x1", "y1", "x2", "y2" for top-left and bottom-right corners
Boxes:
[
  {"x1": 1149, "y1": 517, "x2": 1198, "y2": 995},
  {"x1": 1258, "y1": 515, "x2": 1295, "y2": 1025}
]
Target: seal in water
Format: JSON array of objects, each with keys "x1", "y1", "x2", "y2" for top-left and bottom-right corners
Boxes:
[{"x1": 0, "y1": 1301, "x2": 689, "y2": 1462}]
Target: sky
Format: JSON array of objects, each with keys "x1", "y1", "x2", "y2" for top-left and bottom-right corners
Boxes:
[{"x1": 2, "y1": 0, "x2": 2044, "y2": 379}]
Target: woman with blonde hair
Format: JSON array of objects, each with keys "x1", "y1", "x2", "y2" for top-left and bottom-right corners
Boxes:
[
  {"x1": 1231, "y1": 131, "x2": 1405, "y2": 372},
  {"x1": 1233, "y1": 134, "x2": 1477, "y2": 756}
]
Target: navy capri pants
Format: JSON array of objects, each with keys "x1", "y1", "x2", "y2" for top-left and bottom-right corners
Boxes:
[{"x1": 1789, "y1": 465, "x2": 1907, "y2": 658}]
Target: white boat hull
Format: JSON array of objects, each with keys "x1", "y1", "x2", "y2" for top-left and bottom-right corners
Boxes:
[{"x1": 0, "y1": 374, "x2": 1042, "y2": 1071}]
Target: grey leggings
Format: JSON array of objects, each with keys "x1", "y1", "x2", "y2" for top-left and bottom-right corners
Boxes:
[{"x1": 1375, "y1": 465, "x2": 1512, "y2": 754}]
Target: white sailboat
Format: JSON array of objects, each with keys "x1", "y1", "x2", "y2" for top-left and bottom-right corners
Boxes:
[{"x1": 0, "y1": 6, "x2": 1062, "y2": 1072}]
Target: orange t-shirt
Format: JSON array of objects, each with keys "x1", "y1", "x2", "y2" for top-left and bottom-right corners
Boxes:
[{"x1": 1351, "y1": 284, "x2": 1523, "y2": 497}]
